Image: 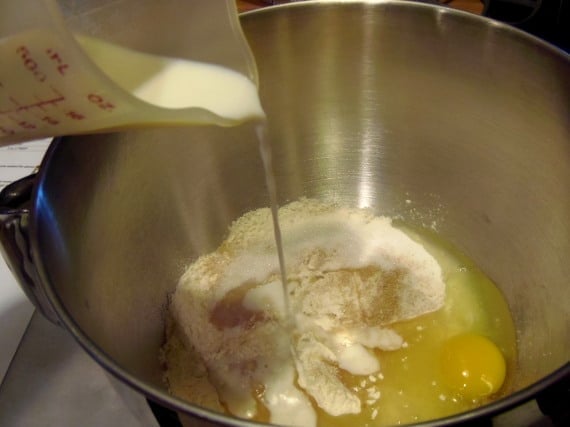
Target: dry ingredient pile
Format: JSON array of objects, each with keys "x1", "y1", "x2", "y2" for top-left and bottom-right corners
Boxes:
[{"x1": 161, "y1": 199, "x2": 516, "y2": 427}]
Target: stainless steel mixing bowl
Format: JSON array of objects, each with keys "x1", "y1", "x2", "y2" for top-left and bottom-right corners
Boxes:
[{"x1": 1, "y1": 1, "x2": 568, "y2": 426}]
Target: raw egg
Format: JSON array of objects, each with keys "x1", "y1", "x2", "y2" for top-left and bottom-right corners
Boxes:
[{"x1": 440, "y1": 333, "x2": 506, "y2": 399}]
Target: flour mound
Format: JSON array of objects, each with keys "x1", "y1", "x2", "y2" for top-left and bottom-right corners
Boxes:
[{"x1": 170, "y1": 199, "x2": 446, "y2": 426}]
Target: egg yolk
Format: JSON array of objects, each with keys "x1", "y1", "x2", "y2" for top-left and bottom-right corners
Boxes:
[{"x1": 440, "y1": 333, "x2": 506, "y2": 399}]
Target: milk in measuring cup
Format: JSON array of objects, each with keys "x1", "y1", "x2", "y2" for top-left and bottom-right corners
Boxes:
[
  {"x1": 76, "y1": 35, "x2": 264, "y2": 120},
  {"x1": 0, "y1": 25, "x2": 264, "y2": 144}
]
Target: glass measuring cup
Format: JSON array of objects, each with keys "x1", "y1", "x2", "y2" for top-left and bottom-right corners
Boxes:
[{"x1": 0, "y1": 0, "x2": 265, "y2": 145}]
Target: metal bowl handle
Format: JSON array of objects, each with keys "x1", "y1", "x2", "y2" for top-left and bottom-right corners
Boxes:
[{"x1": 0, "y1": 174, "x2": 61, "y2": 325}]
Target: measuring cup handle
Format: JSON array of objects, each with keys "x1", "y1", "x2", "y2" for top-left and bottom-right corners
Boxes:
[{"x1": 0, "y1": 174, "x2": 61, "y2": 326}]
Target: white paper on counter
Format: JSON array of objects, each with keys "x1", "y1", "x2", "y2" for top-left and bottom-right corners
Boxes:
[
  {"x1": 0, "y1": 139, "x2": 50, "y2": 188},
  {"x1": 0, "y1": 138, "x2": 51, "y2": 383}
]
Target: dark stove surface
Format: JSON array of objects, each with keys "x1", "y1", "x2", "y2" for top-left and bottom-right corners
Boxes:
[{"x1": 482, "y1": 0, "x2": 570, "y2": 51}]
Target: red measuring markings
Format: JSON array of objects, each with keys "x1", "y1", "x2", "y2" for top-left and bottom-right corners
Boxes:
[
  {"x1": 6, "y1": 115, "x2": 37, "y2": 130},
  {"x1": 0, "y1": 126, "x2": 16, "y2": 136},
  {"x1": 45, "y1": 48, "x2": 70, "y2": 76},
  {"x1": 87, "y1": 93, "x2": 116, "y2": 111},
  {"x1": 0, "y1": 87, "x2": 65, "y2": 116},
  {"x1": 17, "y1": 120, "x2": 36, "y2": 130},
  {"x1": 41, "y1": 116, "x2": 60, "y2": 126},
  {"x1": 65, "y1": 110, "x2": 86, "y2": 120},
  {"x1": 16, "y1": 45, "x2": 47, "y2": 83}
]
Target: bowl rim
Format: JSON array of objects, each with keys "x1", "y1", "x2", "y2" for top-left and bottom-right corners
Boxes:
[{"x1": 30, "y1": 1, "x2": 570, "y2": 426}]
